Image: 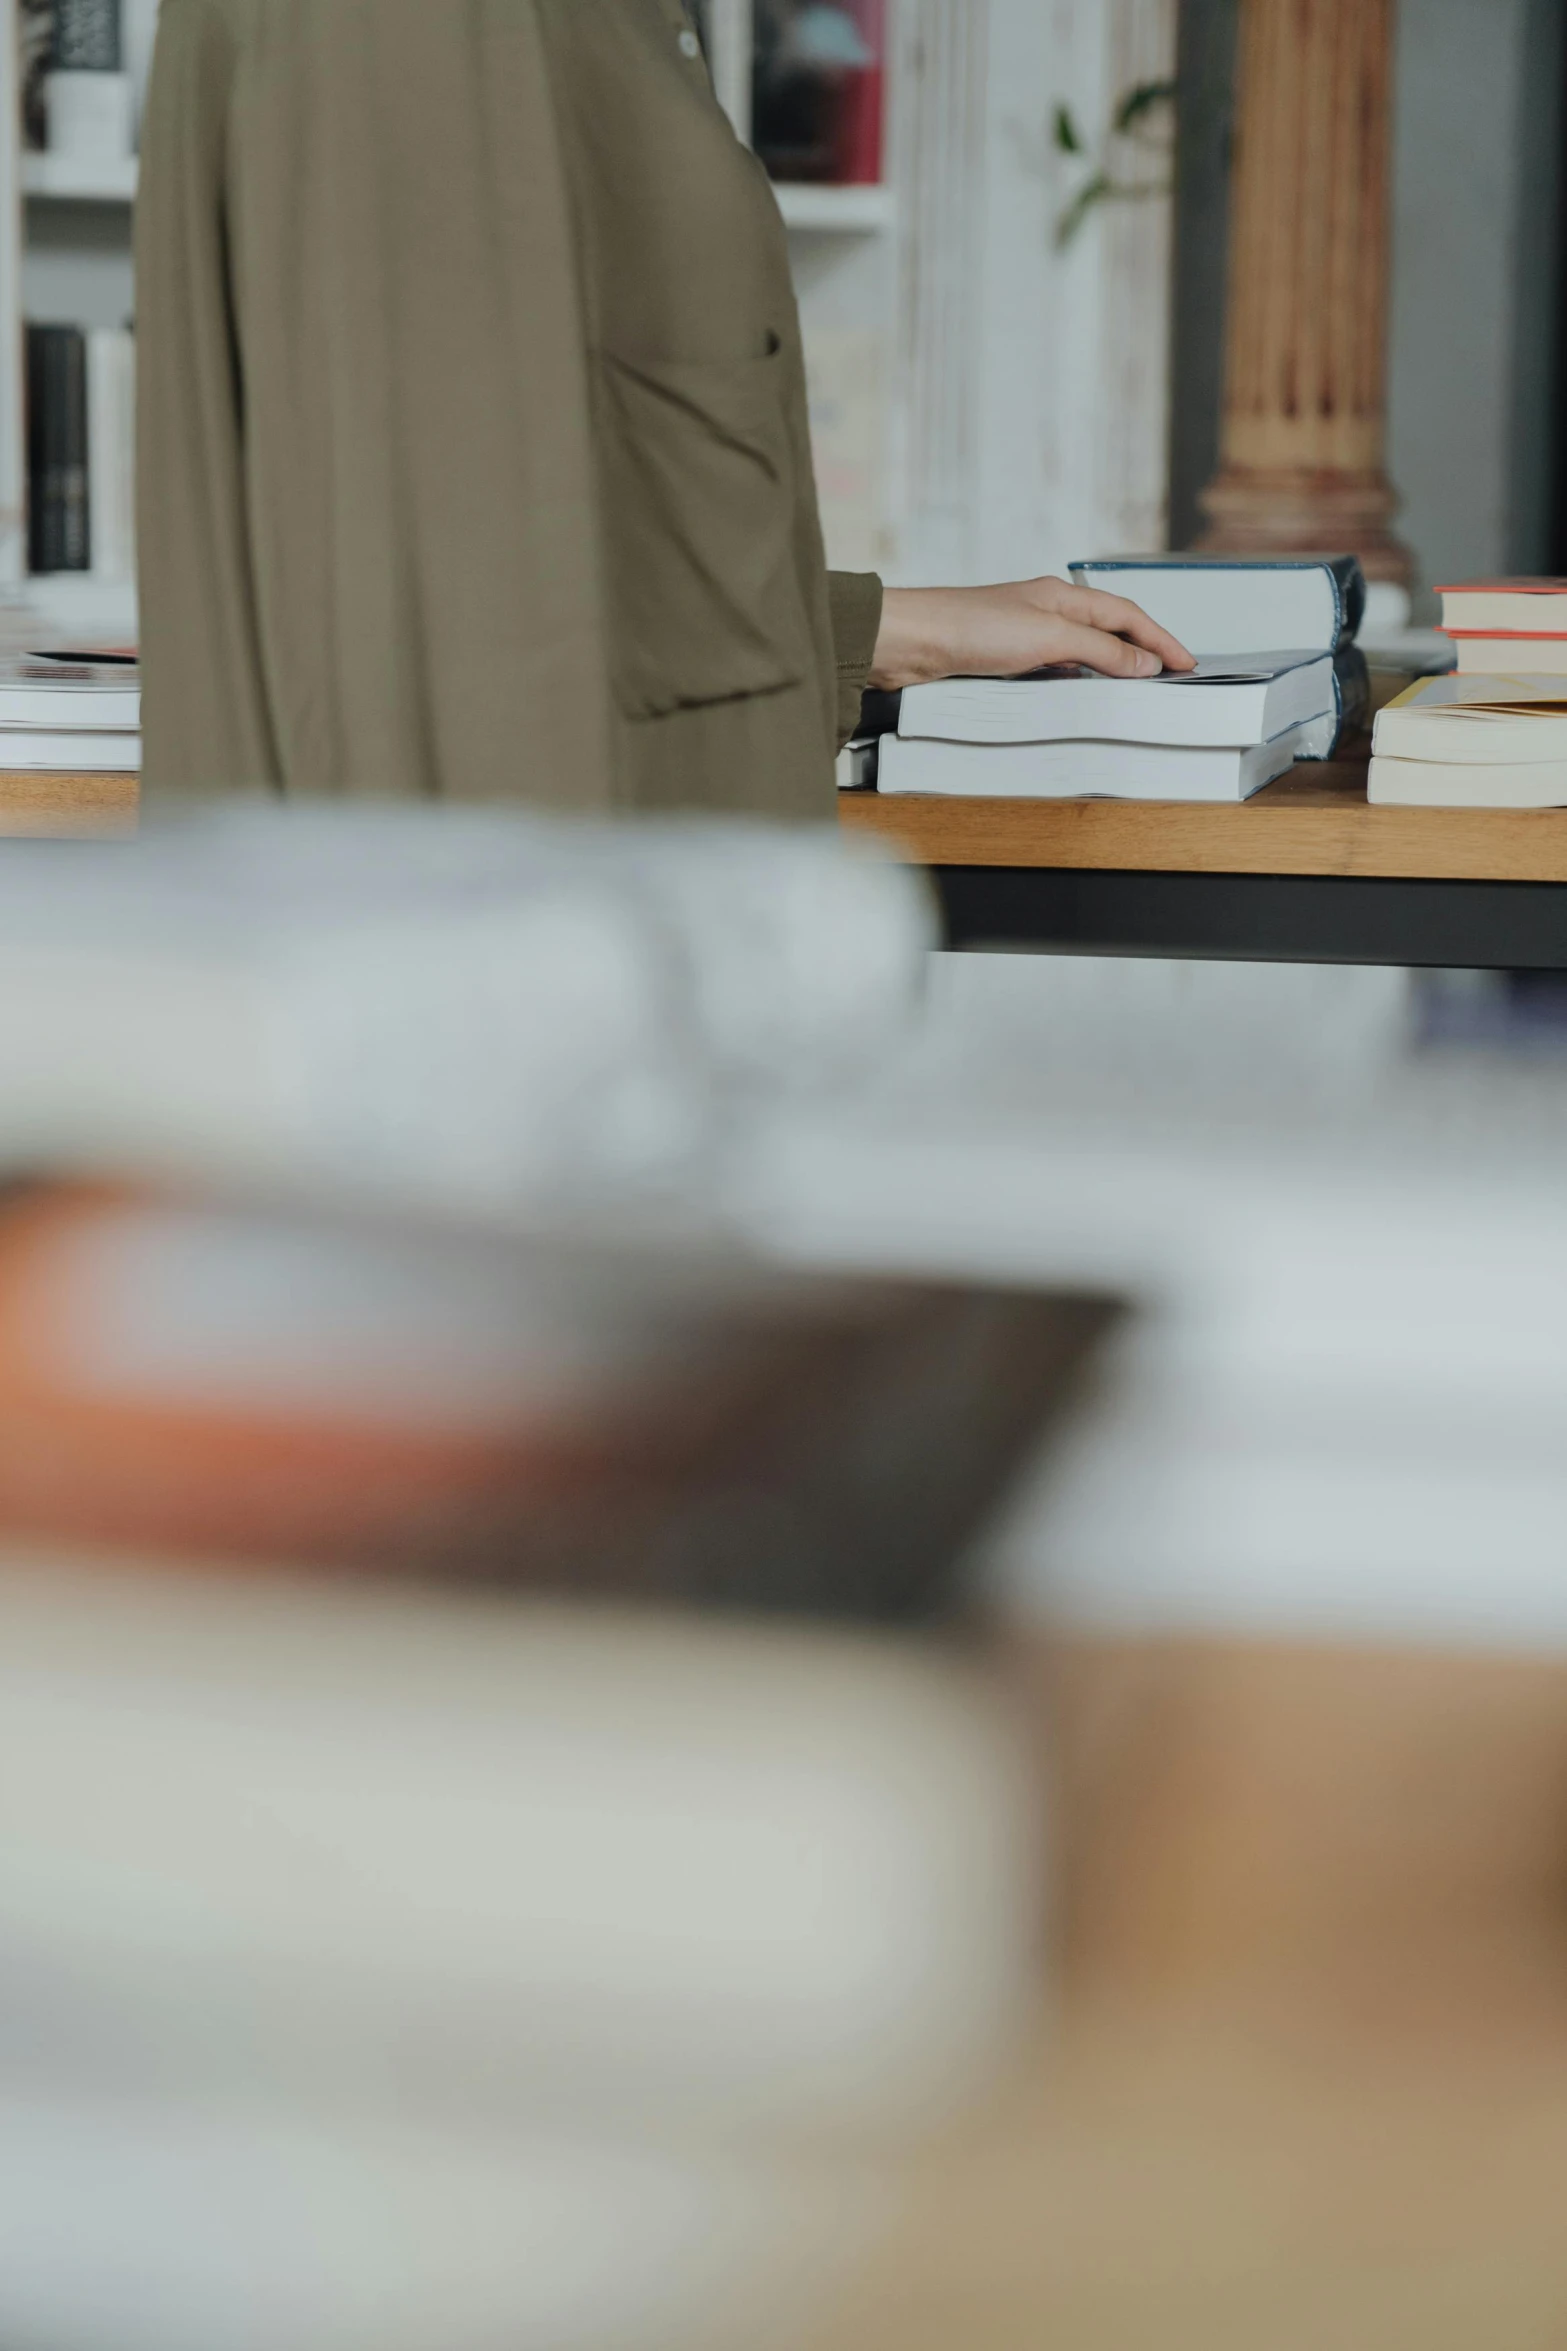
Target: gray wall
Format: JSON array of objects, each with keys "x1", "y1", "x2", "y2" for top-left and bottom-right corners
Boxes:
[{"x1": 1388, "y1": 0, "x2": 1565, "y2": 613}]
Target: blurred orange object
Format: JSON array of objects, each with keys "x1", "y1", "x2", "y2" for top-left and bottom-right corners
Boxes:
[{"x1": 0, "y1": 1182, "x2": 1113, "y2": 1611}]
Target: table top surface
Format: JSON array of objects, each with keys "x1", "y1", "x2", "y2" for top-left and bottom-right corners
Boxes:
[
  {"x1": 0, "y1": 769, "x2": 138, "y2": 837},
  {"x1": 12, "y1": 759, "x2": 1567, "y2": 888},
  {"x1": 840, "y1": 746, "x2": 1567, "y2": 885},
  {"x1": 815, "y1": 1634, "x2": 1567, "y2": 2351}
]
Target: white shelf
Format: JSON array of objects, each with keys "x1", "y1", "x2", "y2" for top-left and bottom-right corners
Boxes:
[
  {"x1": 773, "y1": 183, "x2": 895, "y2": 235},
  {"x1": 22, "y1": 154, "x2": 138, "y2": 203},
  {"x1": 21, "y1": 572, "x2": 138, "y2": 649}
]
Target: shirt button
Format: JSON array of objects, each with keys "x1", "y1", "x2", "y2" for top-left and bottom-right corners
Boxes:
[{"x1": 678, "y1": 27, "x2": 701, "y2": 57}]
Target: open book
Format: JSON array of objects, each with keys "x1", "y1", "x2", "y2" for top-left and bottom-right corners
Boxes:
[{"x1": 1371, "y1": 673, "x2": 1567, "y2": 806}]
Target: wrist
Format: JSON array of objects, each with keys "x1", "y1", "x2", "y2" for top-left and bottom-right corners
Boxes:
[{"x1": 868, "y1": 589, "x2": 953, "y2": 691}]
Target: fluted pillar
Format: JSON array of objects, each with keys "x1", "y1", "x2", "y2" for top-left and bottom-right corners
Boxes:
[{"x1": 1197, "y1": 0, "x2": 1410, "y2": 582}]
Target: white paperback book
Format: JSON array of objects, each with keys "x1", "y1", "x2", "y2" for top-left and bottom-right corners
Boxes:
[
  {"x1": 1370, "y1": 672, "x2": 1567, "y2": 805},
  {"x1": 0, "y1": 658, "x2": 139, "y2": 730},
  {"x1": 0, "y1": 730, "x2": 140, "y2": 771},
  {"x1": 876, "y1": 724, "x2": 1310, "y2": 803},
  {"x1": 894, "y1": 651, "x2": 1334, "y2": 750}
]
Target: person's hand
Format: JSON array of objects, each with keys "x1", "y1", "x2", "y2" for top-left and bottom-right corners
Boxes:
[{"x1": 869, "y1": 576, "x2": 1196, "y2": 690}]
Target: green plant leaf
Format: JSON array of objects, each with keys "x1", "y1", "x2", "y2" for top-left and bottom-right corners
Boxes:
[
  {"x1": 1055, "y1": 170, "x2": 1112, "y2": 248},
  {"x1": 1113, "y1": 77, "x2": 1177, "y2": 134},
  {"x1": 1053, "y1": 103, "x2": 1083, "y2": 155}
]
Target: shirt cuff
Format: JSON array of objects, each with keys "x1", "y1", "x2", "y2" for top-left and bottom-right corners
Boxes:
[{"x1": 826, "y1": 570, "x2": 885, "y2": 749}]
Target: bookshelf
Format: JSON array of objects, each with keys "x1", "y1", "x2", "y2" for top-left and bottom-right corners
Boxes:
[
  {"x1": 22, "y1": 150, "x2": 136, "y2": 200},
  {"x1": 0, "y1": 0, "x2": 142, "y2": 645},
  {"x1": 699, "y1": 0, "x2": 895, "y2": 230},
  {"x1": 774, "y1": 181, "x2": 895, "y2": 234},
  {"x1": 693, "y1": 2, "x2": 898, "y2": 572},
  {"x1": 0, "y1": 1, "x2": 1190, "y2": 661}
]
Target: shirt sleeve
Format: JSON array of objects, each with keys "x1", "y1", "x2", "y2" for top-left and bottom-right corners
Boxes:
[{"x1": 826, "y1": 570, "x2": 884, "y2": 749}]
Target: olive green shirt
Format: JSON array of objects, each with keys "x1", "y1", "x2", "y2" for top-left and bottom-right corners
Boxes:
[{"x1": 135, "y1": 0, "x2": 884, "y2": 816}]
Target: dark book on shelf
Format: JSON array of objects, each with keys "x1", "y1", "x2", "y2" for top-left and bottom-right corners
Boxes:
[
  {"x1": 752, "y1": 0, "x2": 886, "y2": 185},
  {"x1": 27, "y1": 324, "x2": 90, "y2": 575},
  {"x1": 53, "y1": 0, "x2": 122, "y2": 71}
]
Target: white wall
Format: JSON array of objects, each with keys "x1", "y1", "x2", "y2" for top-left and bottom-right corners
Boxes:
[
  {"x1": 891, "y1": 0, "x2": 1176, "y2": 586},
  {"x1": 792, "y1": 0, "x2": 1177, "y2": 589}
]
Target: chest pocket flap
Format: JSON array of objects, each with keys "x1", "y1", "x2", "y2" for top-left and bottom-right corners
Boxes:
[{"x1": 595, "y1": 341, "x2": 813, "y2": 721}]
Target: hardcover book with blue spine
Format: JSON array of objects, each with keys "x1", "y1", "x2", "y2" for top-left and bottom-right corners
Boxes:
[{"x1": 1067, "y1": 554, "x2": 1366, "y2": 658}]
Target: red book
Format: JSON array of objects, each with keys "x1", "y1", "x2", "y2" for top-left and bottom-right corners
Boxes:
[{"x1": 836, "y1": 0, "x2": 886, "y2": 184}]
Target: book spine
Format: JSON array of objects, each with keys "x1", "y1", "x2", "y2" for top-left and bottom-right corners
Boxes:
[
  {"x1": 61, "y1": 328, "x2": 89, "y2": 571},
  {"x1": 53, "y1": 0, "x2": 122, "y2": 71},
  {"x1": 28, "y1": 325, "x2": 62, "y2": 573},
  {"x1": 851, "y1": 686, "x2": 902, "y2": 742},
  {"x1": 28, "y1": 326, "x2": 91, "y2": 575},
  {"x1": 837, "y1": 0, "x2": 885, "y2": 184},
  {"x1": 87, "y1": 326, "x2": 136, "y2": 582},
  {"x1": 1294, "y1": 644, "x2": 1369, "y2": 760},
  {"x1": 1328, "y1": 554, "x2": 1367, "y2": 649},
  {"x1": 25, "y1": 326, "x2": 48, "y2": 573}
]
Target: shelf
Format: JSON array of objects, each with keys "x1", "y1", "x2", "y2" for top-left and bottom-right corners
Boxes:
[
  {"x1": 773, "y1": 182, "x2": 895, "y2": 234},
  {"x1": 22, "y1": 572, "x2": 138, "y2": 650},
  {"x1": 22, "y1": 154, "x2": 138, "y2": 202}
]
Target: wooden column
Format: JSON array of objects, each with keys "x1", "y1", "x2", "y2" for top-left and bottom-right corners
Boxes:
[{"x1": 1196, "y1": 0, "x2": 1410, "y2": 582}]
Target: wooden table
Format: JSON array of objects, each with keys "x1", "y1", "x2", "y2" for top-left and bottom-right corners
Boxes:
[
  {"x1": 15, "y1": 757, "x2": 1567, "y2": 969},
  {"x1": 842, "y1": 750, "x2": 1567, "y2": 966},
  {"x1": 0, "y1": 769, "x2": 137, "y2": 838},
  {"x1": 813, "y1": 1633, "x2": 1567, "y2": 2351}
]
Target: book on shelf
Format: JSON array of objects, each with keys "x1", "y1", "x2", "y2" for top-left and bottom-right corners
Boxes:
[
  {"x1": 52, "y1": 0, "x2": 123, "y2": 72},
  {"x1": 1067, "y1": 553, "x2": 1366, "y2": 658},
  {"x1": 26, "y1": 322, "x2": 136, "y2": 584},
  {"x1": 26, "y1": 324, "x2": 88, "y2": 574},
  {"x1": 86, "y1": 326, "x2": 136, "y2": 582},
  {"x1": 1438, "y1": 578, "x2": 1567, "y2": 673},
  {"x1": 752, "y1": 0, "x2": 886, "y2": 186},
  {"x1": 1370, "y1": 672, "x2": 1567, "y2": 807}
]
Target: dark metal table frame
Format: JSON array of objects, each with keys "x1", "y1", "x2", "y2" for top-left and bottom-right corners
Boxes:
[{"x1": 933, "y1": 867, "x2": 1567, "y2": 968}]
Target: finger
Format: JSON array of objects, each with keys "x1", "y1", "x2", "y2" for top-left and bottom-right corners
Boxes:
[
  {"x1": 1081, "y1": 591, "x2": 1195, "y2": 671},
  {"x1": 1047, "y1": 585, "x2": 1195, "y2": 671},
  {"x1": 1044, "y1": 623, "x2": 1165, "y2": 678}
]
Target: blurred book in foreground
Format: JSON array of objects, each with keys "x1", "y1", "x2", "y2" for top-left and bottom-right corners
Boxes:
[{"x1": 0, "y1": 1181, "x2": 1116, "y2": 1620}]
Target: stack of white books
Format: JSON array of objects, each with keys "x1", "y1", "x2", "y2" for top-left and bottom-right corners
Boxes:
[
  {"x1": 1370, "y1": 578, "x2": 1567, "y2": 807},
  {"x1": 859, "y1": 555, "x2": 1369, "y2": 805},
  {"x1": 0, "y1": 654, "x2": 139, "y2": 772},
  {"x1": 1370, "y1": 674, "x2": 1567, "y2": 807}
]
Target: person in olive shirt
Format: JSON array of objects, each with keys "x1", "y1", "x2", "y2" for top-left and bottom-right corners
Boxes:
[{"x1": 135, "y1": 0, "x2": 1191, "y2": 814}]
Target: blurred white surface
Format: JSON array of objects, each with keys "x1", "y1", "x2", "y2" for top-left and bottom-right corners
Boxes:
[
  {"x1": 0, "y1": 2095, "x2": 874, "y2": 2351},
  {"x1": 738, "y1": 950, "x2": 1567, "y2": 1652},
  {"x1": 0, "y1": 1564, "x2": 1035, "y2": 2138},
  {"x1": 0, "y1": 1565, "x2": 1032, "y2": 2351},
  {"x1": 0, "y1": 807, "x2": 935, "y2": 1224}
]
